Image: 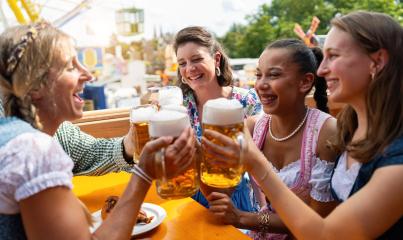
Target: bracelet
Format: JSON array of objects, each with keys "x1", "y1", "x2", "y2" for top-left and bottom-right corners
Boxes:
[
  {"x1": 258, "y1": 212, "x2": 271, "y2": 232},
  {"x1": 132, "y1": 165, "x2": 153, "y2": 185}
]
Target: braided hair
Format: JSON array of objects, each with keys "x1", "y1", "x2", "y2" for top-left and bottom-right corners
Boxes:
[{"x1": 0, "y1": 22, "x2": 69, "y2": 129}]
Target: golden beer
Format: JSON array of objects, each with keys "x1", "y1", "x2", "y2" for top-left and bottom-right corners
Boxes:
[
  {"x1": 131, "y1": 122, "x2": 150, "y2": 162},
  {"x1": 201, "y1": 98, "x2": 245, "y2": 188},
  {"x1": 130, "y1": 105, "x2": 157, "y2": 163},
  {"x1": 155, "y1": 146, "x2": 199, "y2": 199},
  {"x1": 149, "y1": 110, "x2": 199, "y2": 199},
  {"x1": 201, "y1": 123, "x2": 244, "y2": 188}
]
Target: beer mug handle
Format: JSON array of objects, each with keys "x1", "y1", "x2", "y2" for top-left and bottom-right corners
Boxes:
[
  {"x1": 236, "y1": 132, "x2": 247, "y2": 165},
  {"x1": 155, "y1": 148, "x2": 167, "y2": 183}
]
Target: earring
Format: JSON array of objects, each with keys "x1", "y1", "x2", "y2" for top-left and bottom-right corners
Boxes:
[
  {"x1": 215, "y1": 67, "x2": 221, "y2": 77},
  {"x1": 181, "y1": 76, "x2": 187, "y2": 84},
  {"x1": 370, "y1": 71, "x2": 375, "y2": 81}
]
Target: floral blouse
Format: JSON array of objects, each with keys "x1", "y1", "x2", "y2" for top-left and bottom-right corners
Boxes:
[{"x1": 183, "y1": 86, "x2": 262, "y2": 142}]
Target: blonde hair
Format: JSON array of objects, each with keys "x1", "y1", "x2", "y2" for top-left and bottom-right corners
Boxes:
[{"x1": 0, "y1": 22, "x2": 71, "y2": 129}]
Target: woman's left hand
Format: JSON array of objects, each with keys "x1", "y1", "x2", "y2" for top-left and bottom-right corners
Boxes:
[{"x1": 207, "y1": 192, "x2": 242, "y2": 226}]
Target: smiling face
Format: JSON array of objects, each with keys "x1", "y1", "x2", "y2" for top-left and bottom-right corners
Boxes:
[
  {"x1": 176, "y1": 42, "x2": 220, "y2": 92},
  {"x1": 255, "y1": 48, "x2": 307, "y2": 115},
  {"x1": 41, "y1": 39, "x2": 92, "y2": 123},
  {"x1": 317, "y1": 27, "x2": 372, "y2": 105}
]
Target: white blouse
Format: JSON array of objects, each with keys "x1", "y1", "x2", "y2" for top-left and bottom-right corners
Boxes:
[
  {"x1": 331, "y1": 152, "x2": 362, "y2": 201},
  {"x1": 272, "y1": 157, "x2": 335, "y2": 202},
  {"x1": 0, "y1": 132, "x2": 73, "y2": 214}
]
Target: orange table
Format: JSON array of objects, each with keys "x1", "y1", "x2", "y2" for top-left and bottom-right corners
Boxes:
[{"x1": 73, "y1": 172, "x2": 251, "y2": 240}]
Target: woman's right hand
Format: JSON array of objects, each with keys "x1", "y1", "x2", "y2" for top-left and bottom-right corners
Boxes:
[
  {"x1": 201, "y1": 128, "x2": 264, "y2": 173},
  {"x1": 138, "y1": 127, "x2": 196, "y2": 179}
]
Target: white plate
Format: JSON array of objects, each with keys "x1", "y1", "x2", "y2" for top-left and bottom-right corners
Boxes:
[{"x1": 91, "y1": 203, "x2": 166, "y2": 236}]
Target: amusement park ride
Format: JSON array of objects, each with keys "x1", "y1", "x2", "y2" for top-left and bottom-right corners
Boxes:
[
  {"x1": 294, "y1": 16, "x2": 321, "y2": 47},
  {"x1": 1, "y1": 0, "x2": 93, "y2": 27},
  {"x1": 0, "y1": 0, "x2": 144, "y2": 36}
]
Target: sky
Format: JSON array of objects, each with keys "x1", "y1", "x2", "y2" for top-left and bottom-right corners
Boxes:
[{"x1": 0, "y1": 0, "x2": 269, "y2": 46}]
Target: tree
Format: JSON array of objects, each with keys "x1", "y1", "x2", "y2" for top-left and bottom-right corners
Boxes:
[
  {"x1": 219, "y1": 24, "x2": 247, "y2": 58},
  {"x1": 221, "y1": 0, "x2": 402, "y2": 58}
]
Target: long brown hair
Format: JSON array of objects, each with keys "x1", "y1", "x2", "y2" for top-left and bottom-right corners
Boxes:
[
  {"x1": 331, "y1": 11, "x2": 403, "y2": 161},
  {"x1": 0, "y1": 22, "x2": 70, "y2": 129},
  {"x1": 173, "y1": 26, "x2": 232, "y2": 94}
]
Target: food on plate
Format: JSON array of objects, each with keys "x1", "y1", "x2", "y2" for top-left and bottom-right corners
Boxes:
[
  {"x1": 101, "y1": 196, "x2": 154, "y2": 224},
  {"x1": 137, "y1": 209, "x2": 154, "y2": 224}
]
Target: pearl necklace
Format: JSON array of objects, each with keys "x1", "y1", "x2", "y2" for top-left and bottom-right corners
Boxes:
[{"x1": 269, "y1": 108, "x2": 309, "y2": 142}]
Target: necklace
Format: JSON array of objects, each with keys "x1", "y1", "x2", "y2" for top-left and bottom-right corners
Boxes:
[{"x1": 269, "y1": 108, "x2": 309, "y2": 142}]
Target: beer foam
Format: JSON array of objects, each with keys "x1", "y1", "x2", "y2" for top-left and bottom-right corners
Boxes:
[
  {"x1": 130, "y1": 106, "x2": 157, "y2": 123},
  {"x1": 160, "y1": 104, "x2": 187, "y2": 114},
  {"x1": 202, "y1": 98, "x2": 244, "y2": 125},
  {"x1": 149, "y1": 110, "x2": 190, "y2": 137},
  {"x1": 158, "y1": 86, "x2": 183, "y2": 106}
]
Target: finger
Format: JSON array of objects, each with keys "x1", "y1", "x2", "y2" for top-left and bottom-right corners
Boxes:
[
  {"x1": 143, "y1": 136, "x2": 173, "y2": 153},
  {"x1": 211, "y1": 212, "x2": 227, "y2": 218},
  {"x1": 204, "y1": 129, "x2": 238, "y2": 147},
  {"x1": 208, "y1": 196, "x2": 232, "y2": 207},
  {"x1": 202, "y1": 137, "x2": 238, "y2": 159},
  {"x1": 207, "y1": 192, "x2": 230, "y2": 201},
  {"x1": 202, "y1": 138, "x2": 239, "y2": 166},
  {"x1": 169, "y1": 128, "x2": 196, "y2": 163},
  {"x1": 209, "y1": 205, "x2": 229, "y2": 213},
  {"x1": 174, "y1": 146, "x2": 196, "y2": 169},
  {"x1": 202, "y1": 146, "x2": 238, "y2": 165}
]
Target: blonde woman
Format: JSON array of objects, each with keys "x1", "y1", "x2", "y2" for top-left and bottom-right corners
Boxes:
[{"x1": 0, "y1": 22, "x2": 195, "y2": 239}]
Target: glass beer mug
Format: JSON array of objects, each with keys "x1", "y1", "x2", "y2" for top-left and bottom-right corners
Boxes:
[
  {"x1": 130, "y1": 104, "x2": 158, "y2": 163},
  {"x1": 158, "y1": 86, "x2": 183, "y2": 106},
  {"x1": 201, "y1": 98, "x2": 246, "y2": 188},
  {"x1": 149, "y1": 110, "x2": 199, "y2": 199}
]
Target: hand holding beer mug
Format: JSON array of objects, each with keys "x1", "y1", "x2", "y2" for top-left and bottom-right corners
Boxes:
[
  {"x1": 130, "y1": 105, "x2": 158, "y2": 163},
  {"x1": 201, "y1": 98, "x2": 246, "y2": 188},
  {"x1": 149, "y1": 110, "x2": 199, "y2": 199}
]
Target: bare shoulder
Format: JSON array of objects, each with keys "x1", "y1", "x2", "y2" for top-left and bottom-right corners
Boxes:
[
  {"x1": 245, "y1": 116, "x2": 258, "y2": 135},
  {"x1": 317, "y1": 116, "x2": 338, "y2": 162}
]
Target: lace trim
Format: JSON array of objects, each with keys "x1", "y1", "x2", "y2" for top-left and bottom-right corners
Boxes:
[{"x1": 309, "y1": 158, "x2": 335, "y2": 202}]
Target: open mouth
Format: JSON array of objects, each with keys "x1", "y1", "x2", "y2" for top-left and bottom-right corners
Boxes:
[
  {"x1": 188, "y1": 74, "x2": 203, "y2": 81},
  {"x1": 326, "y1": 78, "x2": 338, "y2": 92},
  {"x1": 73, "y1": 91, "x2": 84, "y2": 103},
  {"x1": 259, "y1": 94, "x2": 277, "y2": 105}
]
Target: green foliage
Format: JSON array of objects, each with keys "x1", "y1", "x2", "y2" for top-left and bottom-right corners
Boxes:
[{"x1": 221, "y1": 0, "x2": 403, "y2": 58}]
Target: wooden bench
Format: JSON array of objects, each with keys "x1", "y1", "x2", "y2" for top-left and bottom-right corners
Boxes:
[
  {"x1": 73, "y1": 96, "x2": 344, "y2": 137},
  {"x1": 72, "y1": 107, "x2": 130, "y2": 138}
]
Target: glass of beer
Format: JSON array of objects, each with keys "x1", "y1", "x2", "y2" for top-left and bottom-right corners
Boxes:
[
  {"x1": 160, "y1": 104, "x2": 187, "y2": 114},
  {"x1": 201, "y1": 98, "x2": 245, "y2": 188},
  {"x1": 130, "y1": 104, "x2": 158, "y2": 164},
  {"x1": 149, "y1": 110, "x2": 199, "y2": 199},
  {"x1": 158, "y1": 86, "x2": 183, "y2": 106}
]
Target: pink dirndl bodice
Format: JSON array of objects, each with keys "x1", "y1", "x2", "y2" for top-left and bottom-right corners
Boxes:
[{"x1": 248, "y1": 108, "x2": 331, "y2": 240}]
